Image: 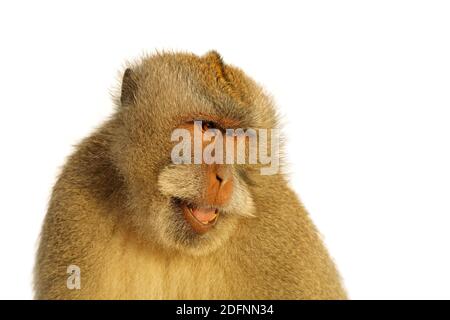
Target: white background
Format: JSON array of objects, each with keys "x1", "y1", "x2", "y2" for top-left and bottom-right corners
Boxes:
[{"x1": 0, "y1": 1, "x2": 449, "y2": 300}]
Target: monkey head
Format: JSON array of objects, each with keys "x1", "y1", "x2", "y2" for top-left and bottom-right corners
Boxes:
[{"x1": 110, "y1": 51, "x2": 279, "y2": 255}]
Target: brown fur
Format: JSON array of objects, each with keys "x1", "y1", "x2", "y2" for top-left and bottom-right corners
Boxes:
[{"x1": 34, "y1": 51, "x2": 346, "y2": 299}]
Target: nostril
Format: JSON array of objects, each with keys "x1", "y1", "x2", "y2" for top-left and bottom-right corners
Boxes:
[{"x1": 216, "y1": 174, "x2": 223, "y2": 184}]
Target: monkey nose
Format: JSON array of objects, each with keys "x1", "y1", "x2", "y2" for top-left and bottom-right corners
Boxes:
[
  {"x1": 206, "y1": 165, "x2": 233, "y2": 206},
  {"x1": 215, "y1": 166, "x2": 231, "y2": 185}
]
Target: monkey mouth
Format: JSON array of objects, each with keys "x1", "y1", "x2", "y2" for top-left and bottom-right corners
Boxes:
[{"x1": 177, "y1": 200, "x2": 219, "y2": 234}]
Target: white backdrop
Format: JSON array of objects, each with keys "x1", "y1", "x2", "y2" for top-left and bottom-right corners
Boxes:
[{"x1": 0, "y1": 0, "x2": 449, "y2": 299}]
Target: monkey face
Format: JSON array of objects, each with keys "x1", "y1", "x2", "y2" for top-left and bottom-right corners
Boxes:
[
  {"x1": 117, "y1": 121, "x2": 256, "y2": 256},
  {"x1": 154, "y1": 120, "x2": 257, "y2": 254},
  {"x1": 112, "y1": 51, "x2": 278, "y2": 255}
]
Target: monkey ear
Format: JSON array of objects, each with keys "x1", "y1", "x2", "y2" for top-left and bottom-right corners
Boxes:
[{"x1": 120, "y1": 68, "x2": 138, "y2": 106}]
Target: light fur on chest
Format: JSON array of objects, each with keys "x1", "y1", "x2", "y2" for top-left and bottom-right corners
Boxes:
[{"x1": 93, "y1": 231, "x2": 228, "y2": 299}]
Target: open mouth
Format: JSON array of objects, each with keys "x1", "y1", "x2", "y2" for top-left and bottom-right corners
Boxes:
[{"x1": 177, "y1": 199, "x2": 219, "y2": 234}]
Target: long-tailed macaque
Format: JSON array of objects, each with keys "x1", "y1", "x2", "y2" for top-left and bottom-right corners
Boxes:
[{"x1": 34, "y1": 51, "x2": 346, "y2": 299}]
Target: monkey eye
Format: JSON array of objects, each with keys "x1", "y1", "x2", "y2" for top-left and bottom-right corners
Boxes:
[{"x1": 202, "y1": 121, "x2": 218, "y2": 131}]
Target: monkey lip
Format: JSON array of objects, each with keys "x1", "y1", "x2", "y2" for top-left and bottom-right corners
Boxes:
[{"x1": 179, "y1": 201, "x2": 219, "y2": 234}]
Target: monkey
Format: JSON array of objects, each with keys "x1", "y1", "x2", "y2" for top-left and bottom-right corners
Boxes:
[{"x1": 34, "y1": 51, "x2": 347, "y2": 300}]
